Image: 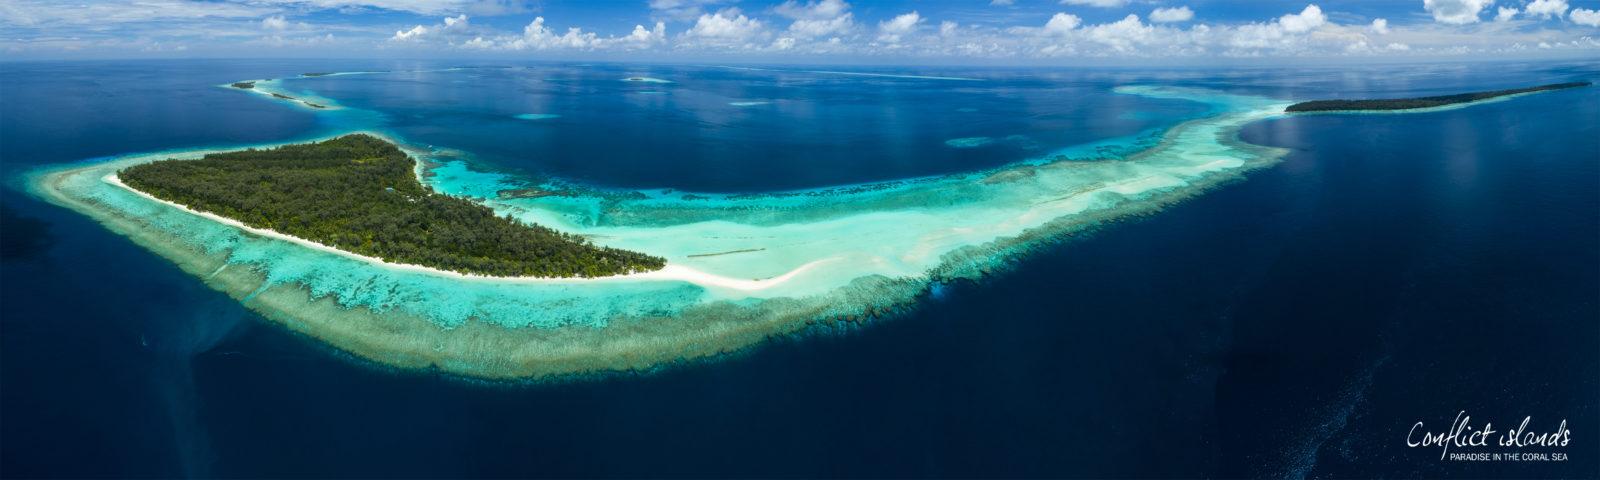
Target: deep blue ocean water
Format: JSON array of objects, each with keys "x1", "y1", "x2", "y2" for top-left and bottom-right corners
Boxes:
[{"x1": 1, "y1": 59, "x2": 1596, "y2": 477}]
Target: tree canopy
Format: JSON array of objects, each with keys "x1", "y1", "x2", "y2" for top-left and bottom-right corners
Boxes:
[{"x1": 120, "y1": 134, "x2": 664, "y2": 278}]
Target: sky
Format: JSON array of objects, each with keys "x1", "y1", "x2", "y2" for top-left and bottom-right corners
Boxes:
[{"x1": 3, "y1": 0, "x2": 1600, "y2": 63}]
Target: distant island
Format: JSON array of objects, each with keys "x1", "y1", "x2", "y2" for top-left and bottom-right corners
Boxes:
[
  {"x1": 1285, "y1": 81, "x2": 1590, "y2": 112},
  {"x1": 117, "y1": 134, "x2": 665, "y2": 278},
  {"x1": 302, "y1": 72, "x2": 335, "y2": 77},
  {"x1": 230, "y1": 81, "x2": 255, "y2": 89}
]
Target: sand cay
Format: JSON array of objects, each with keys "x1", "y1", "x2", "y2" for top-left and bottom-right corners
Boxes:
[{"x1": 29, "y1": 85, "x2": 1296, "y2": 380}]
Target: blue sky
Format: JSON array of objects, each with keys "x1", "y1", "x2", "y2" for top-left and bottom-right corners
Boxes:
[{"x1": 3, "y1": 0, "x2": 1599, "y2": 63}]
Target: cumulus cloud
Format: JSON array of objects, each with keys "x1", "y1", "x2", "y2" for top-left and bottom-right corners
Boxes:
[
  {"x1": 1524, "y1": 0, "x2": 1568, "y2": 19},
  {"x1": 1224, "y1": 4, "x2": 1331, "y2": 50},
  {"x1": 1150, "y1": 6, "x2": 1194, "y2": 23},
  {"x1": 1424, "y1": 0, "x2": 1492, "y2": 24},
  {"x1": 1085, "y1": 14, "x2": 1155, "y2": 52},
  {"x1": 389, "y1": 13, "x2": 468, "y2": 41},
  {"x1": 262, "y1": 15, "x2": 289, "y2": 30},
  {"x1": 1278, "y1": 4, "x2": 1325, "y2": 33},
  {"x1": 684, "y1": 8, "x2": 767, "y2": 47},
  {"x1": 1573, "y1": 8, "x2": 1600, "y2": 26},
  {"x1": 499, "y1": 16, "x2": 599, "y2": 49},
  {"x1": 11, "y1": 0, "x2": 1600, "y2": 61},
  {"x1": 442, "y1": 13, "x2": 468, "y2": 31},
  {"x1": 877, "y1": 11, "x2": 922, "y2": 43},
  {"x1": 1370, "y1": 18, "x2": 1389, "y2": 34},
  {"x1": 391, "y1": 24, "x2": 429, "y2": 41},
  {"x1": 1060, "y1": 0, "x2": 1128, "y2": 7},
  {"x1": 621, "y1": 22, "x2": 668, "y2": 47}
]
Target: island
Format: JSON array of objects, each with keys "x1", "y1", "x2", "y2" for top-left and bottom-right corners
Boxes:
[
  {"x1": 302, "y1": 72, "x2": 335, "y2": 77},
  {"x1": 230, "y1": 81, "x2": 255, "y2": 89},
  {"x1": 1285, "y1": 81, "x2": 1590, "y2": 112},
  {"x1": 117, "y1": 134, "x2": 665, "y2": 278}
]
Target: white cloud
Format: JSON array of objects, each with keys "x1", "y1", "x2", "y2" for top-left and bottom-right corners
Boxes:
[
  {"x1": 262, "y1": 15, "x2": 289, "y2": 30},
  {"x1": 1573, "y1": 8, "x2": 1600, "y2": 26},
  {"x1": 505, "y1": 16, "x2": 599, "y2": 49},
  {"x1": 9, "y1": 0, "x2": 1600, "y2": 61},
  {"x1": 441, "y1": 14, "x2": 468, "y2": 32},
  {"x1": 622, "y1": 22, "x2": 668, "y2": 47},
  {"x1": 1524, "y1": 0, "x2": 1568, "y2": 19},
  {"x1": 388, "y1": 13, "x2": 467, "y2": 41},
  {"x1": 1, "y1": 0, "x2": 272, "y2": 26},
  {"x1": 775, "y1": 0, "x2": 847, "y2": 20},
  {"x1": 778, "y1": 0, "x2": 853, "y2": 38},
  {"x1": 1150, "y1": 6, "x2": 1194, "y2": 23},
  {"x1": 390, "y1": 24, "x2": 429, "y2": 41},
  {"x1": 1086, "y1": 14, "x2": 1155, "y2": 51},
  {"x1": 684, "y1": 8, "x2": 768, "y2": 46},
  {"x1": 1496, "y1": 7, "x2": 1519, "y2": 21},
  {"x1": 877, "y1": 11, "x2": 922, "y2": 42},
  {"x1": 1044, "y1": 12, "x2": 1082, "y2": 34},
  {"x1": 267, "y1": 0, "x2": 516, "y2": 16},
  {"x1": 649, "y1": 0, "x2": 730, "y2": 20},
  {"x1": 1278, "y1": 4, "x2": 1325, "y2": 33},
  {"x1": 1423, "y1": 0, "x2": 1492, "y2": 24},
  {"x1": 990, "y1": 0, "x2": 1015, "y2": 5},
  {"x1": 788, "y1": 15, "x2": 853, "y2": 37},
  {"x1": 1060, "y1": 0, "x2": 1128, "y2": 7}
]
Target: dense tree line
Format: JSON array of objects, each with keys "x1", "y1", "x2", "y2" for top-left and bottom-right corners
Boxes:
[
  {"x1": 120, "y1": 134, "x2": 664, "y2": 278},
  {"x1": 1285, "y1": 81, "x2": 1590, "y2": 112}
]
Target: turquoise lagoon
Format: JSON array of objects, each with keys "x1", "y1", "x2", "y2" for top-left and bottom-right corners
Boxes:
[{"x1": 31, "y1": 72, "x2": 1294, "y2": 379}]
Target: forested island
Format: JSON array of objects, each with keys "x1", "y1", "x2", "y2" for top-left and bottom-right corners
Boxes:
[
  {"x1": 1285, "y1": 81, "x2": 1590, "y2": 112},
  {"x1": 118, "y1": 134, "x2": 665, "y2": 277}
]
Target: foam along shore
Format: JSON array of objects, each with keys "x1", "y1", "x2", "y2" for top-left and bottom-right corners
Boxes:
[{"x1": 32, "y1": 85, "x2": 1296, "y2": 379}]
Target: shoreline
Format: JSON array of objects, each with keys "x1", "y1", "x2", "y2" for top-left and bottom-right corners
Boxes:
[
  {"x1": 104, "y1": 173, "x2": 824, "y2": 292},
  {"x1": 25, "y1": 84, "x2": 1299, "y2": 380}
]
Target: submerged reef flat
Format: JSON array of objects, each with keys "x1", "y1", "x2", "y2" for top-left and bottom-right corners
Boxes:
[
  {"x1": 225, "y1": 78, "x2": 345, "y2": 110},
  {"x1": 32, "y1": 85, "x2": 1295, "y2": 380},
  {"x1": 514, "y1": 113, "x2": 561, "y2": 120},
  {"x1": 945, "y1": 137, "x2": 995, "y2": 148},
  {"x1": 622, "y1": 76, "x2": 673, "y2": 84},
  {"x1": 1285, "y1": 81, "x2": 1590, "y2": 112}
]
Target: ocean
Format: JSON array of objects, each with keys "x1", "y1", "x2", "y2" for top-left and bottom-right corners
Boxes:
[{"x1": 1, "y1": 59, "x2": 1595, "y2": 477}]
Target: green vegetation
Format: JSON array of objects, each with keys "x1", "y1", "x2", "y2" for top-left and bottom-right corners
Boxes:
[
  {"x1": 302, "y1": 72, "x2": 334, "y2": 77},
  {"x1": 1285, "y1": 82, "x2": 1590, "y2": 112},
  {"x1": 230, "y1": 81, "x2": 255, "y2": 89},
  {"x1": 119, "y1": 134, "x2": 665, "y2": 278}
]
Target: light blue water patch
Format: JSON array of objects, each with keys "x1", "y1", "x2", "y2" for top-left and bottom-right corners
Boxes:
[
  {"x1": 945, "y1": 137, "x2": 994, "y2": 148},
  {"x1": 729, "y1": 101, "x2": 770, "y2": 107},
  {"x1": 514, "y1": 113, "x2": 561, "y2": 121},
  {"x1": 41, "y1": 83, "x2": 1295, "y2": 335}
]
